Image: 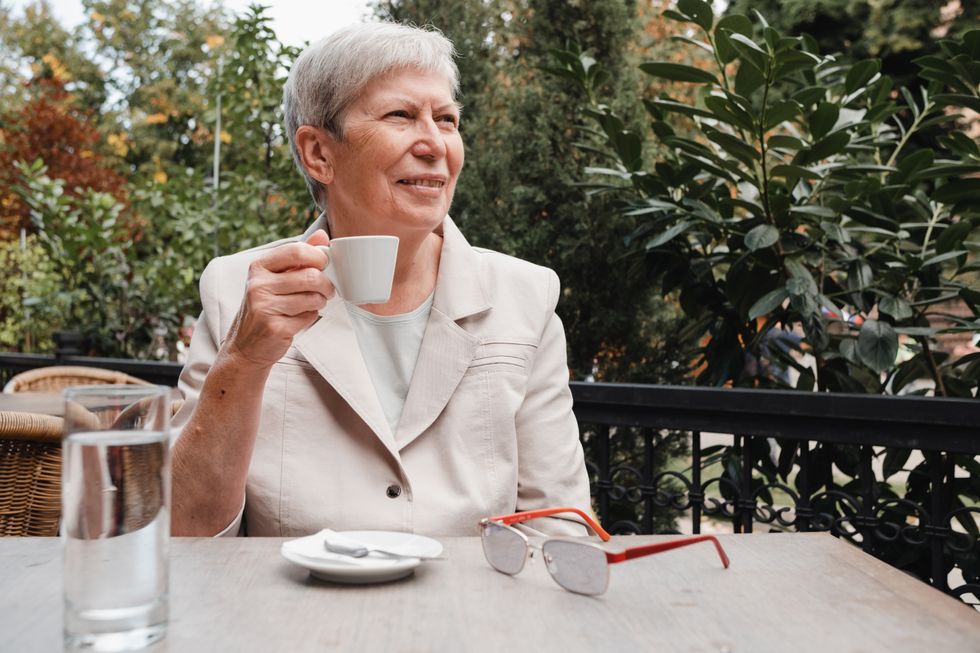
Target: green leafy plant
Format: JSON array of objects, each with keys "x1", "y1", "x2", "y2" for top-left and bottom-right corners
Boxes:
[
  {"x1": 552, "y1": 1, "x2": 980, "y2": 397},
  {"x1": 0, "y1": 234, "x2": 66, "y2": 352},
  {"x1": 15, "y1": 160, "x2": 180, "y2": 358}
]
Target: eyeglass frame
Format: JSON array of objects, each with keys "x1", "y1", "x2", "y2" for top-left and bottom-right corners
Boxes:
[{"x1": 479, "y1": 506, "x2": 731, "y2": 595}]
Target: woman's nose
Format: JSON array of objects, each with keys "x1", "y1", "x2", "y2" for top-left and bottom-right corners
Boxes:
[{"x1": 410, "y1": 117, "x2": 447, "y2": 159}]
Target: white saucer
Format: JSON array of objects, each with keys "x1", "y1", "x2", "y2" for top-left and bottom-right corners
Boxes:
[{"x1": 281, "y1": 530, "x2": 443, "y2": 584}]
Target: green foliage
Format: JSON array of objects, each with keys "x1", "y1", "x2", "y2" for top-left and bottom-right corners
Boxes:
[
  {"x1": 80, "y1": 0, "x2": 230, "y2": 177},
  {"x1": 724, "y1": 0, "x2": 980, "y2": 90},
  {"x1": 554, "y1": 8, "x2": 980, "y2": 397},
  {"x1": 0, "y1": 235, "x2": 65, "y2": 352},
  {"x1": 15, "y1": 160, "x2": 181, "y2": 357},
  {"x1": 0, "y1": 4, "x2": 318, "y2": 355}
]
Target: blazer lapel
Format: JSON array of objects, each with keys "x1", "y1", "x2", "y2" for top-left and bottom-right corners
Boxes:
[
  {"x1": 395, "y1": 308, "x2": 478, "y2": 448},
  {"x1": 395, "y1": 218, "x2": 490, "y2": 449},
  {"x1": 293, "y1": 298, "x2": 398, "y2": 459}
]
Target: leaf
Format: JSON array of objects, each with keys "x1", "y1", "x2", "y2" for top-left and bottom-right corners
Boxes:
[
  {"x1": 772, "y1": 51, "x2": 820, "y2": 81},
  {"x1": 715, "y1": 14, "x2": 753, "y2": 64},
  {"x1": 705, "y1": 129, "x2": 760, "y2": 164},
  {"x1": 677, "y1": 0, "x2": 714, "y2": 32},
  {"x1": 935, "y1": 219, "x2": 975, "y2": 254},
  {"x1": 703, "y1": 95, "x2": 756, "y2": 131},
  {"x1": 848, "y1": 260, "x2": 872, "y2": 292},
  {"x1": 844, "y1": 60, "x2": 881, "y2": 94},
  {"x1": 777, "y1": 440, "x2": 798, "y2": 479},
  {"x1": 764, "y1": 100, "x2": 802, "y2": 129},
  {"x1": 735, "y1": 60, "x2": 766, "y2": 96},
  {"x1": 729, "y1": 33, "x2": 769, "y2": 73},
  {"x1": 893, "y1": 326, "x2": 940, "y2": 336},
  {"x1": 645, "y1": 221, "x2": 693, "y2": 249},
  {"x1": 771, "y1": 164, "x2": 821, "y2": 188},
  {"x1": 933, "y1": 93, "x2": 980, "y2": 113},
  {"x1": 640, "y1": 62, "x2": 718, "y2": 84},
  {"x1": 809, "y1": 103, "x2": 839, "y2": 140},
  {"x1": 613, "y1": 130, "x2": 643, "y2": 170},
  {"x1": 891, "y1": 354, "x2": 929, "y2": 393},
  {"x1": 857, "y1": 319, "x2": 899, "y2": 373},
  {"x1": 820, "y1": 221, "x2": 850, "y2": 243},
  {"x1": 878, "y1": 296, "x2": 912, "y2": 320},
  {"x1": 920, "y1": 250, "x2": 968, "y2": 268},
  {"x1": 789, "y1": 204, "x2": 835, "y2": 217},
  {"x1": 786, "y1": 276, "x2": 810, "y2": 296},
  {"x1": 801, "y1": 131, "x2": 850, "y2": 163},
  {"x1": 793, "y1": 86, "x2": 826, "y2": 107},
  {"x1": 839, "y1": 338, "x2": 861, "y2": 365},
  {"x1": 749, "y1": 287, "x2": 788, "y2": 319},
  {"x1": 662, "y1": 9, "x2": 694, "y2": 24},
  {"x1": 649, "y1": 99, "x2": 715, "y2": 119},
  {"x1": 932, "y1": 179, "x2": 980, "y2": 204},
  {"x1": 768, "y1": 135, "x2": 807, "y2": 151},
  {"x1": 882, "y1": 448, "x2": 911, "y2": 479},
  {"x1": 745, "y1": 224, "x2": 779, "y2": 251}
]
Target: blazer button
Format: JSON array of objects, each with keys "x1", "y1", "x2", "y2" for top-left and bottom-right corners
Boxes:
[{"x1": 386, "y1": 484, "x2": 402, "y2": 499}]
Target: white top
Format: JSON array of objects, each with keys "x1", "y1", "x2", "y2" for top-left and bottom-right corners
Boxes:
[{"x1": 345, "y1": 294, "x2": 434, "y2": 435}]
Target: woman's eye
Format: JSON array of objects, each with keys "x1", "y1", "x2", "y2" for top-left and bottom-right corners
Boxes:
[
  {"x1": 438, "y1": 115, "x2": 459, "y2": 127},
  {"x1": 387, "y1": 110, "x2": 411, "y2": 119}
]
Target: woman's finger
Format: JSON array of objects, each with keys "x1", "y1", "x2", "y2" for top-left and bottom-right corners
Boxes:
[
  {"x1": 258, "y1": 291, "x2": 329, "y2": 317},
  {"x1": 254, "y1": 241, "x2": 328, "y2": 274},
  {"x1": 256, "y1": 266, "x2": 334, "y2": 298}
]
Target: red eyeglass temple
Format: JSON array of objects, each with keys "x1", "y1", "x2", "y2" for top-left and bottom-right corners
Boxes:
[
  {"x1": 605, "y1": 535, "x2": 730, "y2": 568},
  {"x1": 488, "y1": 507, "x2": 613, "y2": 541},
  {"x1": 487, "y1": 508, "x2": 730, "y2": 569}
]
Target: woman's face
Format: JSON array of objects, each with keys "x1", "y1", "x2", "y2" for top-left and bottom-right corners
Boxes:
[{"x1": 323, "y1": 68, "x2": 464, "y2": 238}]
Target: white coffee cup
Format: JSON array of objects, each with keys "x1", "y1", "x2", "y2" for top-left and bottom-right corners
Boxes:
[{"x1": 317, "y1": 236, "x2": 399, "y2": 305}]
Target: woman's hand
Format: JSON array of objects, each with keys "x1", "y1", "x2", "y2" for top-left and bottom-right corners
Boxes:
[{"x1": 222, "y1": 229, "x2": 334, "y2": 369}]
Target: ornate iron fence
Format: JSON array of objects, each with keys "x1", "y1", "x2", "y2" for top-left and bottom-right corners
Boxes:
[
  {"x1": 2, "y1": 353, "x2": 977, "y2": 604},
  {"x1": 572, "y1": 382, "x2": 980, "y2": 607}
]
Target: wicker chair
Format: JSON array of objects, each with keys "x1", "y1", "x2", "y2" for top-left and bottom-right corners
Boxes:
[
  {"x1": 0, "y1": 411, "x2": 64, "y2": 536},
  {"x1": 3, "y1": 366, "x2": 152, "y2": 393}
]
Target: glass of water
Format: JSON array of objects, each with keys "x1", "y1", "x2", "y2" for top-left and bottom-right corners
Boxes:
[{"x1": 62, "y1": 385, "x2": 172, "y2": 651}]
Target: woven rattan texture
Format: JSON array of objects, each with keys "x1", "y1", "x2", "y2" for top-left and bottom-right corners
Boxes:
[
  {"x1": 0, "y1": 412, "x2": 63, "y2": 536},
  {"x1": 4, "y1": 366, "x2": 151, "y2": 393}
]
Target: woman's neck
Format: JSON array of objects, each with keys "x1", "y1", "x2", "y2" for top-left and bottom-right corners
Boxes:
[{"x1": 360, "y1": 230, "x2": 442, "y2": 316}]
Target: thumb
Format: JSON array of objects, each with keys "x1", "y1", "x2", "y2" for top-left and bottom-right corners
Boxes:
[{"x1": 306, "y1": 228, "x2": 330, "y2": 247}]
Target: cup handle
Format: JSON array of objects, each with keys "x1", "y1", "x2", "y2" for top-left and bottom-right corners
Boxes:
[{"x1": 316, "y1": 245, "x2": 338, "y2": 287}]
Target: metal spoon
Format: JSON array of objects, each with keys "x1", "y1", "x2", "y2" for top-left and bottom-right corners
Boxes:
[{"x1": 323, "y1": 537, "x2": 445, "y2": 560}]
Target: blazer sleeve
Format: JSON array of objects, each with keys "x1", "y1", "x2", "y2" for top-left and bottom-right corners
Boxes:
[{"x1": 513, "y1": 269, "x2": 593, "y2": 536}]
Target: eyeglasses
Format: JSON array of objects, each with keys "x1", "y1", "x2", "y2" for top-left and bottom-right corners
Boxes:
[{"x1": 479, "y1": 507, "x2": 730, "y2": 596}]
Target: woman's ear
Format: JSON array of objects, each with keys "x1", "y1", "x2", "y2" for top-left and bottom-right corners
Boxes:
[{"x1": 295, "y1": 126, "x2": 335, "y2": 186}]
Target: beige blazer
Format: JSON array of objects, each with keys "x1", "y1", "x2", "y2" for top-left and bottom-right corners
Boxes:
[{"x1": 174, "y1": 216, "x2": 592, "y2": 537}]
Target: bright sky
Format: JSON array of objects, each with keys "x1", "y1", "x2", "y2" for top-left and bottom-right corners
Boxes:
[{"x1": 9, "y1": 0, "x2": 373, "y2": 47}]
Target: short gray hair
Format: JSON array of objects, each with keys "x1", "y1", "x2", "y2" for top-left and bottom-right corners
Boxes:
[{"x1": 283, "y1": 22, "x2": 460, "y2": 209}]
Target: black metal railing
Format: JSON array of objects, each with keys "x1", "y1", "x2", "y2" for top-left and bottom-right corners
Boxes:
[
  {"x1": 0, "y1": 353, "x2": 182, "y2": 388},
  {"x1": 571, "y1": 382, "x2": 980, "y2": 607},
  {"x1": 2, "y1": 353, "x2": 977, "y2": 604}
]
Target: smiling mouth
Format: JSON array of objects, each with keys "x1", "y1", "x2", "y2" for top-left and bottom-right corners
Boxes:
[{"x1": 397, "y1": 179, "x2": 445, "y2": 188}]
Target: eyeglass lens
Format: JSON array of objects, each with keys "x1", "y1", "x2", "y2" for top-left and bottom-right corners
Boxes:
[
  {"x1": 542, "y1": 540, "x2": 609, "y2": 595},
  {"x1": 481, "y1": 521, "x2": 527, "y2": 575}
]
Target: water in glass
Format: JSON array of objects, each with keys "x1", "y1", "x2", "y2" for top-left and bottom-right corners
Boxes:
[{"x1": 62, "y1": 428, "x2": 170, "y2": 651}]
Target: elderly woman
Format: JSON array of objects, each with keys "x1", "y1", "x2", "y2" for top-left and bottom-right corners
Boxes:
[{"x1": 172, "y1": 22, "x2": 591, "y2": 537}]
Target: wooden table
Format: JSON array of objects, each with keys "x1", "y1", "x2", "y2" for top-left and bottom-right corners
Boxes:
[
  {"x1": 1, "y1": 533, "x2": 977, "y2": 652},
  {"x1": 0, "y1": 392, "x2": 64, "y2": 416}
]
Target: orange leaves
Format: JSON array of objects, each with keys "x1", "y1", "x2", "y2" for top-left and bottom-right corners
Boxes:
[{"x1": 0, "y1": 79, "x2": 127, "y2": 239}]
